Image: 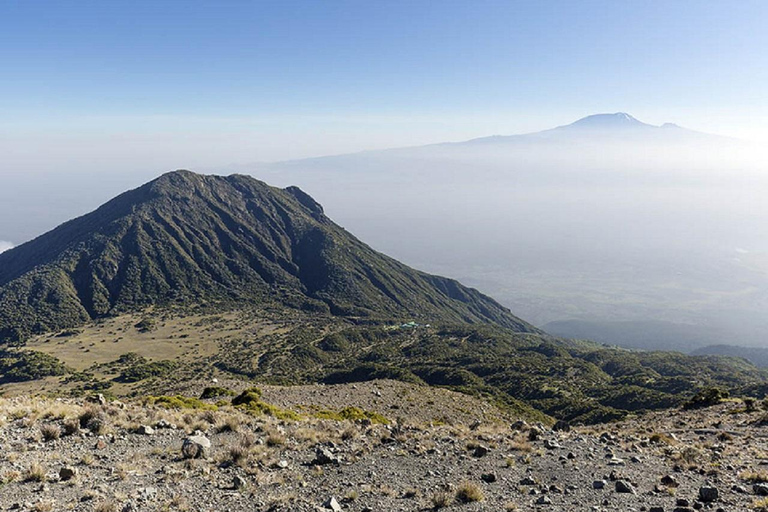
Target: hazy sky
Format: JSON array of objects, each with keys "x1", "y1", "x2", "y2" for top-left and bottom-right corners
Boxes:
[{"x1": 1, "y1": 0, "x2": 767, "y2": 169}]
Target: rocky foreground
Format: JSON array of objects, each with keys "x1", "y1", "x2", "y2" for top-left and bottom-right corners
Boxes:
[{"x1": 1, "y1": 381, "x2": 768, "y2": 512}]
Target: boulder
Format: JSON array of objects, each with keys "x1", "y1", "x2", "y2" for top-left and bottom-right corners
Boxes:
[
  {"x1": 698, "y1": 485, "x2": 719, "y2": 503},
  {"x1": 181, "y1": 435, "x2": 211, "y2": 459}
]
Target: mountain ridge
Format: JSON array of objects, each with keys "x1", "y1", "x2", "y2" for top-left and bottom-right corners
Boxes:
[{"x1": 0, "y1": 170, "x2": 535, "y2": 342}]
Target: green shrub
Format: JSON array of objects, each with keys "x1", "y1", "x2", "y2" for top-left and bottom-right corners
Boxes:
[
  {"x1": 231, "y1": 388, "x2": 299, "y2": 420},
  {"x1": 200, "y1": 386, "x2": 235, "y2": 399},
  {"x1": 0, "y1": 350, "x2": 69, "y2": 383},
  {"x1": 118, "y1": 360, "x2": 178, "y2": 382},
  {"x1": 683, "y1": 388, "x2": 729, "y2": 410}
]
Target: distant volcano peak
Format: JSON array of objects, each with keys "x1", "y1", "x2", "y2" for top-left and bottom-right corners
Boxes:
[{"x1": 566, "y1": 112, "x2": 651, "y2": 129}]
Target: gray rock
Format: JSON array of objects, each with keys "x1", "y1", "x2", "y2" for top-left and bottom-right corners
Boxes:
[
  {"x1": 661, "y1": 474, "x2": 679, "y2": 487},
  {"x1": 323, "y1": 497, "x2": 342, "y2": 511},
  {"x1": 511, "y1": 420, "x2": 528, "y2": 431},
  {"x1": 536, "y1": 496, "x2": 552, "y2": 505},
  {"x1": 233, "y1": 475, "x2": 247, "y2": 490},
  {"x1": 314, "y1": 447, "x2": 340, "y2": 465},
  {"x1": 472, "y1": 445, "x2": 489, "y2": 457},
  {"x1": 615, "y1": 480, "x2": 636, "y2": 494},
  {"x1": 137, "y1": 425, "x2": 154, "y2": 435},
  {"x1": 699, "y1": 485, "x2": 719, "y2": 503},
  {"x1": 86, "y1": 394, "x2": 107, "y2": 405},
  {"x1": 181, "y1": 435, "x2": 211, "y2": 459},
  {"x1": 59, "y1": 466, "x2": 77, "y2": 481},
  {"x1": 155, "y1": 419, "x2": 176, "y2": 429},
  {"x1": 137, "y1": 487, "x2": 157, "y2": 501},
  {"x1": 593, "y1": 480, "x2": 607, "y2": 489},
  {"x1": 755, "y1": 483, "x2": 768, "y2": 496}
]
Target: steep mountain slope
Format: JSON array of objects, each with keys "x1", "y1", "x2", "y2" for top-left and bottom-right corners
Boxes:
[{"x1": 0, "y1": 170, "x2": 534, "y2": 342}]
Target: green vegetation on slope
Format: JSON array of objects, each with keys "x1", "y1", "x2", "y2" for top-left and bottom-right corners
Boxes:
[
  {"x1": 0, "y1": 170, "x2": 534, "y2": 344},
  {"x1": 211, "y1": 321, "x2": 767, "y2": 424}
]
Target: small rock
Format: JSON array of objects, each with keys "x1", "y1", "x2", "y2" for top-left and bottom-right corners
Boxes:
[
  {"x1": 472, "y1": 445, "x2": 489, "y2": 457},
  {"x1": 481, "y1": 473, "x2": 496, "y2": 483},
  {"x1": 593, "y1": 480, "x2": 607, "y2": 489},
  {"x1": 511, "y1": 420, "x2": 528, "y2": 431},
  {"x1": 59, "y1": 466, "x2": 77, "y2": 481},
  {"x1": 137, "y1": 425, "x2": 154, "y2": 435},
  {"x1": 323, "y1": 497, "x2": 342, "y2": 511},
  {"x1": 233, "y1": 475, "x2": 247, "y2": 490},
  {"x1": 314, "y1": 447, "x2": 340, "y2": 465},
  {"x1": 536, "y1": 496, "x2": 552, "y2": 505},
  {"x1": 155, "y1": 419, "x2": 176, "y2": 429},
  {"x1": 661, "y1": 475, "x2": 679, "y2": 487},
  {"x1": 699, "y1": 485, "x2": 719, "y2": 503},
  {"x1": 520, "y1": 476, "x2": 537, "y2": 485},
  {"x1": 137, "y1": 487, "x2": 157, "y2": 501},
  {"x1": 615, "y1": 480, "x2": 636, "y2": 494},
  {"x1": 181, "y1": 435, "x2": 211, "y2": 459},
  {"x1": 86, "y1": 394, "x2": 107, "y2": 405},
  {"x1": 755, "y1": 483, "x2": 768, "y2": 496}
]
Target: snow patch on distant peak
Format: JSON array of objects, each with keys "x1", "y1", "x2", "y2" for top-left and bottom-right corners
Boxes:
[{"x1": 0, "y1": 240, "x2": 13, "y2": 253}]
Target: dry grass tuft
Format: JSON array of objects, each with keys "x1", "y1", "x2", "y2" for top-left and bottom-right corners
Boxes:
[
  {"x1": 431, "y1": 491, "x2": 454, "y2": 509},
  {"x1": 742, "y1": 471, "x2": 768, "y2": 483},
  {"x1": 40, "y1": 423, "x2": 61, "y2": 442},
  {"x1": 455, "y1": 481, "x2": 484, "y2": 503},
  {"x1": 24, "y1": 463, "x2": 46, "y2": 482}
]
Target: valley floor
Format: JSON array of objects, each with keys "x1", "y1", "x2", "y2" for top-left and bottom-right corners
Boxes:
[{"x1": 0, "y1": 381, "x2": 767, "y2": 511}]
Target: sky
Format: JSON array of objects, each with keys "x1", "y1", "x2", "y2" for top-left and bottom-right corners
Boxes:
[
  {"x1": 1, "y1": 0, "x2": 767, "y2": 248},
  {"x1": 0, "y1": 0, "x2": 767, "y2": 168}
]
